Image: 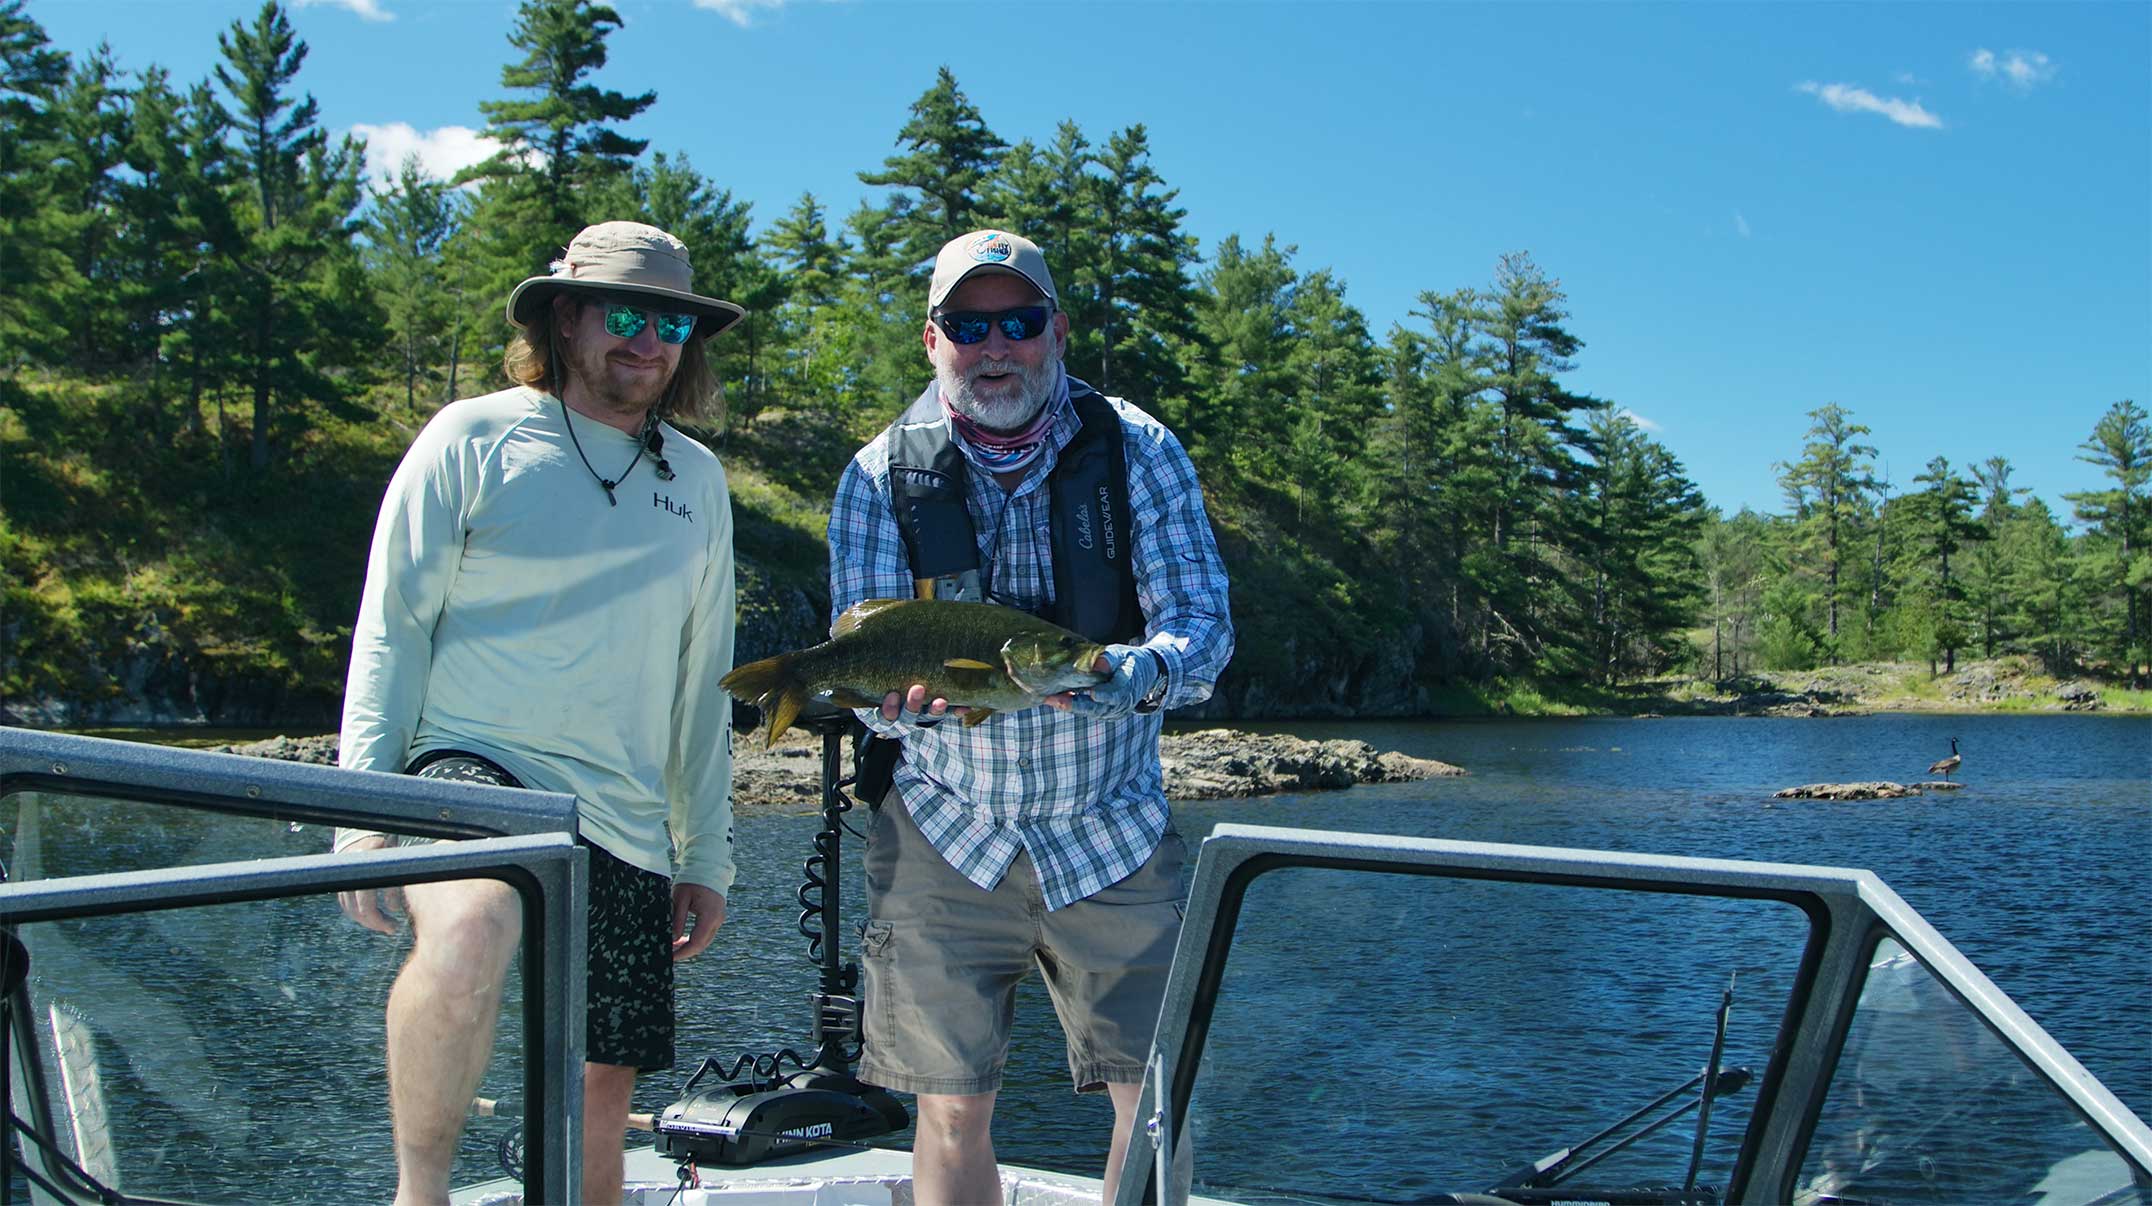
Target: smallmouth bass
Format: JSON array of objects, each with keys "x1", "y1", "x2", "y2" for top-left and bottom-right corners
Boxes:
[{"x1": 720, "y1": 598, "x2": 1112, "y2": 746}]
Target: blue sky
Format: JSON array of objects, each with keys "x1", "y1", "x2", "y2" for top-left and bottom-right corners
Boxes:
[{"x1": 34, "y1": 0, "x2": 2151, "y2": 520}]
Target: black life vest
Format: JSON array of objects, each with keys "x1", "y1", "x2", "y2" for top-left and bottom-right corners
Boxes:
[{"x1": 883, "y1": 378, "x2": 1143, "y2": 645}]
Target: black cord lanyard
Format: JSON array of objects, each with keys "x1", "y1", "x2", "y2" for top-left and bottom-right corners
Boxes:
[{"x1": 562, "y1": 402, "x2": 661, "y2": 506}]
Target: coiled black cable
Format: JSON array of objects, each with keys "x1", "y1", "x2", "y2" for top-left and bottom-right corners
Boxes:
[{"x1": 795, "y1": 774, "x2": 863, "y2": 963}]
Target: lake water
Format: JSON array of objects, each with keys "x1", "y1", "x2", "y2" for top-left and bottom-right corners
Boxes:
[{"x1": 7, "y1": 713, "x2": 2148, "y2": 1201}]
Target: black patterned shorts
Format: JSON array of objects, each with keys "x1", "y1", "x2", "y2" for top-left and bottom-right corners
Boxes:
[{"x1": 407, "y1": 752, "x2": 676, "y2": 1072}]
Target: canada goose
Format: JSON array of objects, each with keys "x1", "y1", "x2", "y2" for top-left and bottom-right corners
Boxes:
[{"x1": 1927, "y1": 737, "x2": 1962, "y2": 779}]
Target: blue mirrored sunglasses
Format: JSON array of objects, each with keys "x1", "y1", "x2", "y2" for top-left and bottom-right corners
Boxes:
[
  {"x1": 601, "y1": 303, "x2": 697, "y2": 345},
  {"x1": 931, "y1": 304, "x2": 1053, "y2": 346}
]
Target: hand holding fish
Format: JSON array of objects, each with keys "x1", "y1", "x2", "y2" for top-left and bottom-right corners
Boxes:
[
  {"x1": 879, "y1": 683, "x2": 965, "y2": 724},
  {"x1": 1052, "y1": 644, "x2": 1162, "y2": 717}
]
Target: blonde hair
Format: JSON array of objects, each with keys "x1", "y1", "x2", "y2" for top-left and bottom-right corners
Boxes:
[{"x1": 502, "y1": 292, "x2": 723, "y2": 426}]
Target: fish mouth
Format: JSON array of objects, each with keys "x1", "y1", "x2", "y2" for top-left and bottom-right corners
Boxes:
[{"x1": 1002, "y1": 643, "x2": 1108, "y2": 696}]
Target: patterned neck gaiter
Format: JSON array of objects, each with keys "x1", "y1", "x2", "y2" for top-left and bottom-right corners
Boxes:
[{"x1": 942, "y1": 371, "x2": 1069, "y2": 475}]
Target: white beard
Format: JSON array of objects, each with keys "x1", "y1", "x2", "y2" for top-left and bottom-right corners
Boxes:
[{"x1": 937, "y1": 355, "x2": 1059, "y2": 433}]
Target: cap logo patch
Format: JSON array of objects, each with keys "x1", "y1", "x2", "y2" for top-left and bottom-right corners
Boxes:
[{"x1": 968, "y1": 232, "x2": 1014, "y2": 264}]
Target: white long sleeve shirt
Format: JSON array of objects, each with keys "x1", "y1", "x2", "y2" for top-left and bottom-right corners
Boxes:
[{"x1": 336, "y1": 386, "x2": 736, "y2": 896}]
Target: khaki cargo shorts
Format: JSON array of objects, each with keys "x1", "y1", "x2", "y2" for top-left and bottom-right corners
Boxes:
[{"x1": 856, "y1": 796, "x2": 1186, "y2": 1096}]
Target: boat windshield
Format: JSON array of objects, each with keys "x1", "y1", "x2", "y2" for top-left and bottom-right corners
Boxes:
[
  {"x1": 0, "y1": 730, "x2": 586, "y2": 1205},
  {"x1": 1115, "y1": 824, "x2": 2152, "y2": 1206}
]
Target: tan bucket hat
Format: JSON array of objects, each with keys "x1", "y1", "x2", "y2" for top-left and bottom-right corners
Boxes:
[{"x1": 507, "y1": 221, "x2": 746, "y2": 339}]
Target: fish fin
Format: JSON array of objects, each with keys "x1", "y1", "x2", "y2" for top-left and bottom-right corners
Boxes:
[
  {"x1": 960, "y1": 707, "x2": 996, "y2": 727},
  {"x1": 719, "y1": 654, "x2": 806, "y2": 748},
  {"x1": 825, "y1": 687, "x2": 881, "y2": 709},
  {"x1": 764, "y1": 692, "x2": 805, "y2": 749},
  {"x1": 833, "y1": 598, "x2": 906, "y2": 639},
  {"x1": 943, "y1": 657, "x2": 995, "y2": 671}
]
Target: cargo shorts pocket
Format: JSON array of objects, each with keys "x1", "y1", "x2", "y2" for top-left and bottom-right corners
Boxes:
[{"x1": 862, "y1": 920, "x2": 893, "y2": 958}]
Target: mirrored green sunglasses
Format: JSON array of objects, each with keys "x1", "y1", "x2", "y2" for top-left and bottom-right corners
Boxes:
[{"x1": 601, "y1": 303, "x2": 697, "y2": 345}]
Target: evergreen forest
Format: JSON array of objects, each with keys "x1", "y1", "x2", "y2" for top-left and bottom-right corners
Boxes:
[{"x1": 3, "y1": 0, "x2": 2147, "y2": 726}]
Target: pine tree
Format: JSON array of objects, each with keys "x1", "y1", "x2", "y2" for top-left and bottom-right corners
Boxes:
[
  {"x1": 985, "y1": 122, "x2": 1093, "y2": 278},
  {"x1": 1378, "y1": 286, "x2": 1502, "y2": 678},
  {"x1": 1088, "y1": 125, "x2": 1200, "y2": 406},
  {"x1": 1574, "y1": 405, "x2": 1706, "y2": 682},
  {"x1": 0, "y1": 1, "x2": 74, "y2": 362},
  {"x1": 213, "y1": 0, "x2": 367, "y2": 471},
  {"x1": 1697, "y1": 509, "x2": 1773, "y2": 680},
  {"x1": 49, "y1": 42, "x2": 130, "y2": 371},
  {"x1": 112, "y1": 67, "x2": 231, "y2": 412},
  {"x1": 832, "y1": 199, "x2": 928, "y2": 431},
  {"x1": 366, "y1": 155, "x2": 461, "y2": 411},
  {"x1": 759, "y1": 192, "x2": 852, "y2": 422},
  {"x1": 1472, "y1": 253, "x2": 1593, "y2": 675},
  {"x1": 1963, "y1": 456, "x2": 2027, "y2": 658},
  {"x1": 857, "y1": 66, "x2": 1005, "y2": 271},
  {"x1": 1478, "y1": 253, "x2": 1586, "y2": 548},
  {"x1": 1279, "y1": 268, "x2": 1381, "y2": 523},
  {"x1": 2066, "y1": 400, "x2": 2152, "y2": 684},
  {"x1": 1775, "y1": 403, "x2": 1880, "y2": 657},
  {"x1": 762, "y1": 192, "x2": 844, "y2": 311},
  {"x1": 464, "y1": 0, "x2": 650, "y2": 274},
  {"x1": 1907, "y1": 456, "x2": 1986, "y2": 674},
  {"x1": 1188, "y1": 233, "x2": 1296, "y2": 469},
  {"x1": 139, "y1": 77, "x2": 240, "y2": 430},
  {"x1": 2004, "y1": 498, "x2": 2081, "y2": 675}
]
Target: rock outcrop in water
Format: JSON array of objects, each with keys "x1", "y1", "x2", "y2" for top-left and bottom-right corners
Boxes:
[
  {"x1": 213, "y1": 728, "x2": 1465, "y2": 811},
  {"x1": 1772, "y1": 780, "x2": 1967, "y2": 801}
]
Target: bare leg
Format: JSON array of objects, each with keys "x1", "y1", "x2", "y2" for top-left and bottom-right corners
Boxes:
[
  {"x1": 582, "y1": 1061, "x2": 638, "y2": 1205},
  {"x1": 1104, "y1": 1082, "x2": 1191, "y2": 1205},
  {"x1": 913, "y1": 1090, "x2": 1001, "y2": 1206},
  {"x1": 387, "y1": 878, "x2": 521, "y2": 1206},
  {"x1": 1104, "y1": 1082, "x2": 1141, "y2": 1200}
]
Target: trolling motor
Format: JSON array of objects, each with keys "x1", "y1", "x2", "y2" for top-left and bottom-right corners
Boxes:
[{"x1": 654, "y1": 701, "x2": 909, "y2": 1166}]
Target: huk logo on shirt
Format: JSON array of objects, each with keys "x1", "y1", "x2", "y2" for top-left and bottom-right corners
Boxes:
[{"x1": 653, "y1": 492, "x2": 693, "y2": 522}]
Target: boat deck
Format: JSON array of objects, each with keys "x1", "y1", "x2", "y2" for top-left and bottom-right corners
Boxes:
[{"x1": 458, "y1": 1142, "x2": 1232, "y2": 1205}]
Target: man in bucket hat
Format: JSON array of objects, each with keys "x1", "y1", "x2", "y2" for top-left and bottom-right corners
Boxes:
[{"x1": 335, "y1": 221, "x2": 744, "y2": 1205}]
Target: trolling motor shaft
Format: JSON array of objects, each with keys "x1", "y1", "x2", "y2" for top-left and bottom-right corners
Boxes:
[{"x1": 655, "y1": 702, "x2": 908, "y2": 1166}]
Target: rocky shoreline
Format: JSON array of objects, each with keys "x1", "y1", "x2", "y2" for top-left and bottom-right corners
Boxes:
[
  {"x1": 1643, "y1": 658, "x2": 2118, "y2": 718},
  {"x1": 214, "y1": 729, "x2": 1465, "y2": 812}
]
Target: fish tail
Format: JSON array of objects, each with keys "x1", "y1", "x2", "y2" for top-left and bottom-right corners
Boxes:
[{"x1": 719, "y1": 654, "x2": 809, "y2": 748}]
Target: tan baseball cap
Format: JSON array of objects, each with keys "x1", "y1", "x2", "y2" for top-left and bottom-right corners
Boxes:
[
  {"x1": 928, "y1": 229, "x2": 1057, "y2": 310},
  {"x1": 507, "y1": 221, "x2": 746, "y2": 338}
]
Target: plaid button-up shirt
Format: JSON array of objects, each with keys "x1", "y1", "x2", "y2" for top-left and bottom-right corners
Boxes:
[{"x1": 828, "y1": 381, "x2": 1234, "y2": 909}]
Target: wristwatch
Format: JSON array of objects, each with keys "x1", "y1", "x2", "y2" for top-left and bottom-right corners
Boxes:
[{"x1": 1134, "y1": 650, "x2": 1171, "y2": 714}]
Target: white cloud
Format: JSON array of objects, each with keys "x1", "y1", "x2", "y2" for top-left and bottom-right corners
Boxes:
[
  {"x1": 1796, "y1": 81, "x2": 1944, "y2": 129},
  {"x1": 296, "y1": 0, "x2": 393, "y2": 22},
  {"x1": 350, "y1": 123, "x2": 509, "y2": 189},
  {"x1": 1619, "y1": 408, "x2": 1663, "y2": 433},
  {"x1": 1734, "y1": 211, "x2": 1751, "y2": 239},
  {"x1": 1970, "y1": 47, "x2": 2057, "y2": 90},
  {"x1": 694, "y1": 0, "x2": 790, "y2": 27}
]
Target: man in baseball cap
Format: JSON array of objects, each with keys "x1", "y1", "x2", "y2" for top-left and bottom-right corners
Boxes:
[
  {"x1": 337, "y1": 221, "x2": 744, "y2": 1205},
  {"x1": 828, "y1": 228, "x2": 1233, "y2": 1203}
]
